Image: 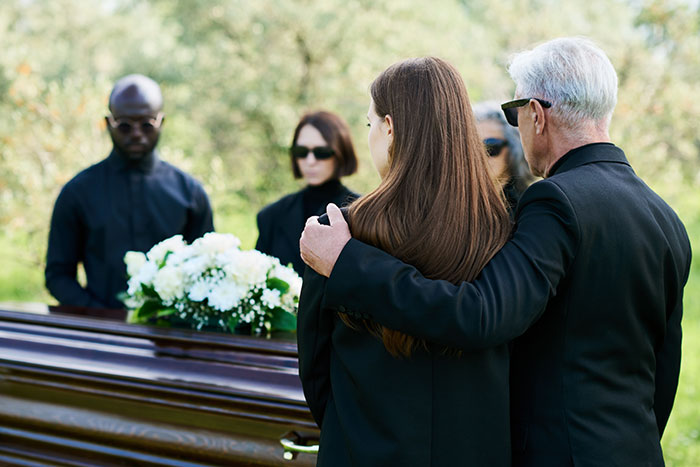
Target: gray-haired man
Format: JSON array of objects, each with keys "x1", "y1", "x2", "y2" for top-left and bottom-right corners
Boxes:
[{"x1": 300, "y1": 38, "x2": 691, "y2": 466}]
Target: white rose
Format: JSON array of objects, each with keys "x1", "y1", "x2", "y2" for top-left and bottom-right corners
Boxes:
[
  {"x1": 147, "y1": 235, "x2": 186, "y2": 264},
  {"x1": 134, "y1": 261, "x2": 158, "y2": 287},
  {"x1": 124, "y1": 251, "x2": 147, "y2": 277},
  {"x1": 191, "y1": 232, "x2": 241, "y2": 256},
  {"x1": 272, "y1": 263, "x2": 303, "y2": 297},
  {"x1": 153, "y1": 265, "x2": 185, "y2": 304},
  {"x1": 225, "y1": 250, "x2": 271, "y2": 287}
]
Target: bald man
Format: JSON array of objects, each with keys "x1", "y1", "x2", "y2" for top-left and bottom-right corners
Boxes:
[{"x1": 45, "y1": 74, "x2": 214, "y2": 309}]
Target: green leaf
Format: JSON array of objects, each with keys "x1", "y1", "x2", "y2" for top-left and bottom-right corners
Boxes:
[
  {"x1": 141, "y1": 284, "x2": 159, "y2": 299},
  {"x1": 157, "y1": 308, "x2": 177, "y2": 318},
  {"x1": 267, "y1": 277, "x2": 290, "y2": 294},
  {"x1": 270, "y1": 308, "x2": 297, "y2": 332},
  {"x1": 227, "y1": 315, "x2": 240, "y2": 334},
  {"x1": 133, "y1": 300, "x2": 162, "y2": 322},
  {"x1": 159, "y1": 250, "x2": 173, "y2": 268}
]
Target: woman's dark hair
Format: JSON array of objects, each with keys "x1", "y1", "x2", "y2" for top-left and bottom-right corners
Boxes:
[
  {"x1": 473, "y1": 101, "x2": 534, "y2": 194},
  {"x1": 290, "y1": 111, "x2": 358, "y2": 179},
  {"x1": 345, "y1": 57, "x2": 511, "y2": 357}
]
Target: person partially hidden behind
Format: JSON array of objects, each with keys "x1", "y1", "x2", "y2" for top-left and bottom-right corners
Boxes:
[
  {"x1": 474, "y1": 100, "x2": 535, "y2": 216},
  {"x1": 256, "y1": 111, "x2": 358, "y2": 275},
  {"x1": 300, "y1": 38, "x2": 691, "y2": 466},
  {"x1": 45, "y1": 74, "x2": 214, "y2": 309}
]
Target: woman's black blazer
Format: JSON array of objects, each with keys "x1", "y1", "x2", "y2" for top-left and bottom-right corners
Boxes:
[
  {"x1": 255, "y1": 183, "x2": 357, "y2": 275},
  {"x1": 296, "y1": 213, "x2": 511, "y2": 467}
]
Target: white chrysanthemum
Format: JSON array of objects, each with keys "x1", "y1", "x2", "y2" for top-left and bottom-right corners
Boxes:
[
  {"x1": 214, "y1": 249, "x2": 239, "y2": 269},
  {"x1": 147, "y1": 235, "x2": 186, "y2": 264},
  {"x1": 124, "y1": 251, "x2": 147, "y2": 277},
  {"x1": 126, "y1": 276, "x2": 143, "y2": 296},
  {"x1": 188, "y1": 278, "x2": 213, "y2": 302},
  {"x1": 261, "y1": 288, "x2": 282, "y2": 309},
  {"x1": 272, "y1": 264, "x2": 302, "y2": 297},
  {"x1": 191, "y1": 232, "x2": 240, "y2": 256},
  {"x1": 181, "y1": 254, "x2": 212, "y2": 280},
  {"x1": 134, "y1": 261, "x2": 159, "y2": 287},
  {"x1": 207, "y1": 281, "x2": 246, "y2": 311},
  {"x1": 226, "y1": 250, "x2": 271, "y2": 287},
  {"x1": 153, "y1": 265, "x2": 185, "y2": 304},
  {"x1": 167, "y1": 245, "x2": 197, "y2": 267}
]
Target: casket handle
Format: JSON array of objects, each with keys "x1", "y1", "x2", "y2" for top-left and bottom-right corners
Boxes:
[{"x1": 280, "y1": 432, "x2": 319, "y2": 461}]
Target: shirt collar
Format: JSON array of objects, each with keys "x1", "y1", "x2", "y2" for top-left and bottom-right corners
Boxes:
[
  {"x1": 547, "y1": 142, "x2": 629, "y2": 177},
  {"x1": 107, "y1": 148, "x2": 159, "y2": 173}
]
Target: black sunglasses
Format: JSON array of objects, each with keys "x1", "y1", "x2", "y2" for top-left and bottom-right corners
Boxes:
[
  {"x1": 290, "y1": 145, "x2": 335, "y2": 160},
  {"x1": 501, "y1": 98, "x2": 552, "y2": 127},
  {"x1": 107, "y1": 113, "x2": 164, "y2": 134},
  {"x1": 484, "y1": 138, "x2": 508, "y2": 157}
]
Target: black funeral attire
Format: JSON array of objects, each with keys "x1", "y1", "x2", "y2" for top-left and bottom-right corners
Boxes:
[
  {"x1": 502, "y1": 176, "x2": 527, "y2": 218},
  {"x1": 256, "y1": 179, "x2": 358, "y2": 275},
  {"x1": 297, "y1": 212, "x2": 510, "y2": 467},
  {"x1": 46, "y1": 149, "x2": 214, "y2": 309},
  {"x1": 319, "y1": 143, "x2": 691, "y2": 466}
]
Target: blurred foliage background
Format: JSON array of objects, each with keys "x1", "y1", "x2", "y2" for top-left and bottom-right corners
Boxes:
[{"x1": 0, "y1": 0, "x2": 698, "y2": 464}]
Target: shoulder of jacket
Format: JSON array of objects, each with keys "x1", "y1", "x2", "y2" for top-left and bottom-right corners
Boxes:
[
  {"x1": 62, "y1": 159, "x2": 108, "y2": 192},
  {"x1": 259, "y1": 190, "x2": 303, "y2": 216}
]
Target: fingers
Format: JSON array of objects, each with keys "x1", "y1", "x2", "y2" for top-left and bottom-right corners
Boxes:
[
  {"x1": 326, "y1": 203, "x2": 346, "y2": 227},
  {"x1": 305, "y1": 215, "x2": 319, "y2": 227}
]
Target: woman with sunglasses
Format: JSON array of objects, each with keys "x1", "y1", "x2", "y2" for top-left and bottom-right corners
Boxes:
[
  {"x1": 255, "y1": 111, "x2": 358, "y2": 275},
  {"x1": 474, "y1": 101, "x2": 535, "y2": 216},
  {"x1": 297, "y1": 58, "x2": 512, "y2": 466}
]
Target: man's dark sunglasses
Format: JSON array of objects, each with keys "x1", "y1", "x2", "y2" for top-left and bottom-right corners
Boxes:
[
  {"x1": 107, "y1": 113, "x2": 164, "y2": 134},
  {"x1": 484, "y1": 138, "x2": 508, "y2": 157},
  {"x1": 501, "y1": 98, "x2": 552, "y2": 127},
  {"x1": 291, "y1": 145, "x2": 335, "y2": 160}
]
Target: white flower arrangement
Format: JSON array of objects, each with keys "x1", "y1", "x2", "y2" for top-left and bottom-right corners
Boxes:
[{"x1": 122, "y1": 233, "x2": 302, "y2": 335}]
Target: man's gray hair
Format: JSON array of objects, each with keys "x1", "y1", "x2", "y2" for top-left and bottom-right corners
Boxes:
[{"x1": 508, "y1": 37, "x2": 618, "y2": 129}]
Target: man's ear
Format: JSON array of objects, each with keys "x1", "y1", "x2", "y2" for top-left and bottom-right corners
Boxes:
[{"x1": 530, "y1": 100, "x2": 547, "y2": 135}]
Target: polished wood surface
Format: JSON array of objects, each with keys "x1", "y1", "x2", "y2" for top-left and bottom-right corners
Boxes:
[{"x1": 0, "y1": 305, "x2": 319, "y2": 466}]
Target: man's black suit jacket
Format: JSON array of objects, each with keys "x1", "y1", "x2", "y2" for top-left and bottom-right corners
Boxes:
[{"x1": 320, "y1": 143, "x2": 692, "y2": 466}]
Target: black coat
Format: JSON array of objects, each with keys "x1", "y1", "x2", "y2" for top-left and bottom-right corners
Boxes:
[
  {"x1": 319, "y1": 143, "x2": 691, "y2": 466},
  {"x1": 255, "y1": 182, "x2": 357, "y2": 275},
  {"x1": 297, "y1": 216, "x2": 511, "y2": 467}
]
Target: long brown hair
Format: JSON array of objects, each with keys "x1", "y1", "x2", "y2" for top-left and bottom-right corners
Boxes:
[{"x1": 343, "y1": 57, "x2": 511, "y2": 357}]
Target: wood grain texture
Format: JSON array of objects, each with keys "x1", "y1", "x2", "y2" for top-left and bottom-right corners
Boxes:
[{"x1": 0, "y1": 306, "x2": 319, "y2": 466}]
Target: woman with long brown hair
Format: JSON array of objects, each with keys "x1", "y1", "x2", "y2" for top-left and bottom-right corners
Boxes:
[{"x1": 297, "y1": 57, "x2": 512, "y2": 466}]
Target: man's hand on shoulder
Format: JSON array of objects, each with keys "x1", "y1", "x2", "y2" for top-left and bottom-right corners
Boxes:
[{"x1": 300, "y1": 203, "x2": 351, "y2": 277}]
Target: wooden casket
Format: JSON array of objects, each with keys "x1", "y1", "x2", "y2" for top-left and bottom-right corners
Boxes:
[{"x1": 0, "y1": 304, "x2": 319, "y2": 466}]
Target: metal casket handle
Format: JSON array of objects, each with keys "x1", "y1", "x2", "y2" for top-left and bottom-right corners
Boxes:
[{"x1": 280, "y1": 435, "x2": 319, "y2": 461}]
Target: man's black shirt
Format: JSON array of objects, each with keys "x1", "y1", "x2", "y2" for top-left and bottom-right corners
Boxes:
[{"x1": 45, "y1": 149, "x2": 214, "y2": 309}]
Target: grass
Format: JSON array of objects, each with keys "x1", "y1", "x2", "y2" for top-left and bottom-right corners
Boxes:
[{"x1": 662, "y1": 255, "x2": 700, "y2": 466}]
